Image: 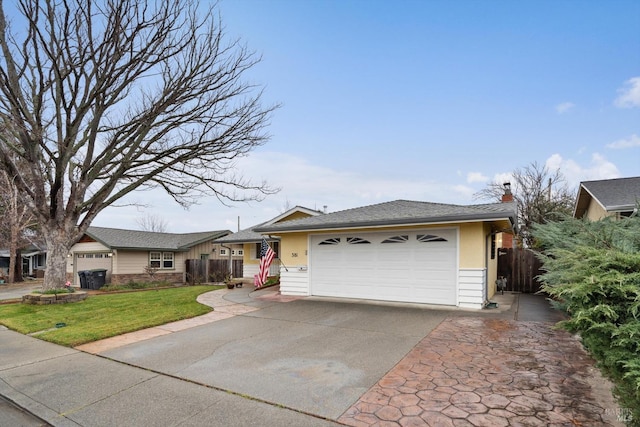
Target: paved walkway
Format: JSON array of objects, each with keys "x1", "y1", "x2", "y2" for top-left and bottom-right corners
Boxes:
[
  {"x1": 76, "y1": 285, "x2": 301, "y2": 354},
  {"x1": 338, "y1": 316, "x2": 621, "y2": 427}
]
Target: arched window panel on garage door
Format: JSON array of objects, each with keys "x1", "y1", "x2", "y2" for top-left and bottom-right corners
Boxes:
[
  {"x1": 347, "y1": 237, "x2": 371, "y2": 244},
  {"x1": 318, "y1": 237, "x2": 341, "y2": 245},
  {"x1": 417, "y1": 234, "x2": 448, "y2": 242},
  {"x1": 381, "y1": 235, "x2": 408, "y2": 244}
]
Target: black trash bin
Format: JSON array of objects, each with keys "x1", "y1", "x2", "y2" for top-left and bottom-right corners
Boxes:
[
  {"x1": 90, "y1": 269, "x2": 107, "y2": 290},
  {"x1": 78, "y1": 271, "x2": 90, "y2": 289}
]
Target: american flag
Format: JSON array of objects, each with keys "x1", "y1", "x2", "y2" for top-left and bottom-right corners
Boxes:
[{"x1": 256, "y1": 238, "x2": 275, "y2": 288}]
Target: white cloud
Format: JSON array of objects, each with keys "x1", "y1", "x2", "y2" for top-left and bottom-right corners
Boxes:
[
  {"x1": 614, "y1": 77, "x2": 640, "y2": 108},
  {"x1": 555, "y1": 102, "x2": 575, "y2": 114},
  {"x1": 466, "y1": 172, "x2": 489, "y2": 183},
  {"x1": 93, "y1": 151, "x2": 483, "y2": 232},
  {"x1": 545, "y1": 153, "x2": 620, "y2": 188},
  {"x1": 606, "y1": 134, "x2": 640, "y2": 149}
]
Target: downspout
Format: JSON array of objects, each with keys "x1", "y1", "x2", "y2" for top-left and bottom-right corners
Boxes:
[{"x1": 484, "y1": 230, "x2": 491, "y2": 307}]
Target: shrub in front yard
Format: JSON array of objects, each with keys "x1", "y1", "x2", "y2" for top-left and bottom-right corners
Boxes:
[{"x1": 534, "y1": 215, "x2": 640, "y2": 423}]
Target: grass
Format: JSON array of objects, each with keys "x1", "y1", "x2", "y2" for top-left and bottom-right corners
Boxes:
[{"x1": 0, "y1": 285, "x2": 223, "y2": 347}]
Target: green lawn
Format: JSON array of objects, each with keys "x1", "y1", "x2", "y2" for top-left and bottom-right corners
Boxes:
[{"x1": 0, "y1": 286, "x2": 222, "y2": 347}]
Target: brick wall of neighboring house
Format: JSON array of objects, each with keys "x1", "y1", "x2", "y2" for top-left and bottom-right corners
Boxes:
[{"x1": 111, "y1": 272, "x2": 184, "y2": 285}]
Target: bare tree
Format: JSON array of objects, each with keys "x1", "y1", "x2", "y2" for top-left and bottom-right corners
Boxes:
[
  {"x1": 474, "y1": 162, "x2": 575, "y2": 247},
  {"x1": 0, "y1": 0, "x2": 277, "y2": 289},
  {"x1": 136, "y1": 214, "x2": 168, "y2": 233},
  {"x1": 0, "y1": 169, "x2": 36, "y2": 283}
]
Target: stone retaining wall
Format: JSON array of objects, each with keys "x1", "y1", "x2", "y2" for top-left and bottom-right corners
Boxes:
[{"x1": 23, "y1": 291, "x2": 88, "y2": 305}]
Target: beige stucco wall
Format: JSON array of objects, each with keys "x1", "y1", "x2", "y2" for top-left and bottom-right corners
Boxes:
[
  {"x1": 279, "y1": 232, "x2": 309, "y2": 266},
  {"x1": 485, "y1": 223, "x2": 498, "y2": 299},
  {"x1": 243, "y1": 243, "x2": 259, "y2": 266},
  {"x1": 586, "y1": 199, "x2": 610, "y2": 221}
]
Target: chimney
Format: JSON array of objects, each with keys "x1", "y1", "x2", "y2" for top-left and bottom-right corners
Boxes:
[
  {"x1": 501, "y1": 182, "x2": 514, "y2": 248},
  {"x1": 501, "y1": 182, "x2": 513, "y2": 203}
]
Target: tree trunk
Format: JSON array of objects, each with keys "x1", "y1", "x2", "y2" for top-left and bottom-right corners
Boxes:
[
  {"x1": 42, "y1": 228, "x2": 73, "y2": 290},
  {"x1": 8, "y1": 214, "x2": 18, "y2": 283},
  {"x1": 13, "y1": 248, "x2": 23, "y2": 282}
]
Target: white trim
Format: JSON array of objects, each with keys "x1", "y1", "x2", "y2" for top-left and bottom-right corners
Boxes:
[
  {"x1": 458, "y1": 268, "x2": 486, "y2": 309},
  {"x1": 280, "y1": 266, "x2": 310, "y2": 296},
  {"x1": 266, "y1": 219, "x2": 510, "y2": 235},
  {"x1": 265, "y1": 206, "x2": 323, "y2": 226}
]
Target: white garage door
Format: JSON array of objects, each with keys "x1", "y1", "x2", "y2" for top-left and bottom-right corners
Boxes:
[
  {"x1": 310, "y1": 229, "x2": 457, "y2": 305},
  {"x1": 74, "y1": 253, "x2": 112, "y2": 286}
]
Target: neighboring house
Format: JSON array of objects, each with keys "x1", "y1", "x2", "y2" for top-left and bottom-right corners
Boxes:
[
  {"x1": 66, "y1": 227, "x2": 231, "y2": 286},
  {"x1": 0, "y1": 243, "x2": 47, "y2": 278},
  {"x1": 214, "y1": 206, "x2": 324, "y2": 280},
  {"x1": 254, "y1": 199, "x2": 517, "y2": 309},
  {"x1": 574, "y1": 176, "x2": 640, "y2": 220},
  {"x1": 21, "y1": 243, "x2": 48, "y2": 278},
  {"x1": 0, "y1": 250, "x2": 9, "y2": 278}
]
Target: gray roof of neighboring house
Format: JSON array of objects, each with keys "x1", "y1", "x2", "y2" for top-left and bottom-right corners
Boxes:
[
  {"x1": 85, "y1": 227, "x2": 231, "y2": 251},
  {"x1": 213, "y1": 221, "x2": 270, "y2": 244},
  {"x1": 575, "y1": 176, "x2": 640, "y2": 216},
  {"x1": 254, "y1": 200, "x2": 517, "y2": 233}
]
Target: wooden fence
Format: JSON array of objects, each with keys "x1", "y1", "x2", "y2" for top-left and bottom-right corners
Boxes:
[
  {"x1": 185, "y1": 259, "x2": 243, "y2": 284},
  {"x1": 496, "y1": 248, "x2": 544, "y2": 293}
]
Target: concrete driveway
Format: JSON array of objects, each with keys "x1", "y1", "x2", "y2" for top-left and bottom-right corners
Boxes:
[{"x1": 100, "y1": 297, "x2": 455, "y2": 419}]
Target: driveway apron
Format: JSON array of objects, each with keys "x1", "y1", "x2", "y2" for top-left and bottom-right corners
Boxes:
[{"x1": 99, "y1": 296, "x2": 453, "y2": 420}]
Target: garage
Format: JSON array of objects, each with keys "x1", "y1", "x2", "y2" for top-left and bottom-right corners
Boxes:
[
  {"x1": 74, "y1": 253, "x2": 112, "y2": 286},
  {"x1": 309, "y1": 228, "x2": 457, "y2": 305}
]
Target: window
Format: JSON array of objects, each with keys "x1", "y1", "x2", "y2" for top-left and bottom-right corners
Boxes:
[
  {"x1": 318, "y1": 237, "x2": 340, "y2": 245},
  {"x1": 149, "y1": 252, "x2": 174, "y2": 269},
  {"x1": 150, "y1": 252, "x2": 161, "y2": 268},
  {"x1": 382, "y1": 235, "x2": 408, "y2": 244},
  {"x1": 347, "y1": 237, "x2": 371, "y2": 244},
  {"x1": 417, "y1": 234, "x2": 447, "y2": 242},
  {"x1": 200, "y1": 254, "x2": 209, "y2": 260},
  {"x1": 163, "y1": 252, "x2": 174, "y2": 269},
  {"x1": 254, "y1": 241, "x2": 279, "y2": 258},
  {"x1": 219, "y1": 248, "x2": 228, "y2": 256},
  {"x1": 232, "y1": 249, "x2": 244, "y2": 256}
]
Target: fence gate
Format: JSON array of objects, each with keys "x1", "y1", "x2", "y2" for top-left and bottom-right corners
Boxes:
[
  {"x1": 186, "y1": 259, "x2": 244, "y2": 283},
  {"x1": 208, "y1": 259, "x2": 243, "y2": 282},
  {"x1": 496, "y1": 248, "x2": 544, "y2": 293}
]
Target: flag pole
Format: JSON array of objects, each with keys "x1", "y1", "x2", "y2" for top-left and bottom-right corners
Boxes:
[{"x1": 278, "y1": 258, "x2": 289, "y2": 272}]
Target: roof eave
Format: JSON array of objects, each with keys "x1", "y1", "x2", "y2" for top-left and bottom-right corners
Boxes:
[
  {"x1": 255, "y1": 212, "x2": 516, "y2": 233},
  {"x1": 177, "y1": 231, "x2": 231, "y2": 250},
  {"x1": 110, "y1": 246, "x2": 188, "y2": 252},
  {"x1": 215, "y1": 237, "x2": 280, "y2": 244}
]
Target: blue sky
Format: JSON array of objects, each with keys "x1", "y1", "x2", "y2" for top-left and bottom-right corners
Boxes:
[{"x1": 95, "y1": 0, "x2": 640, "y2": 232}]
